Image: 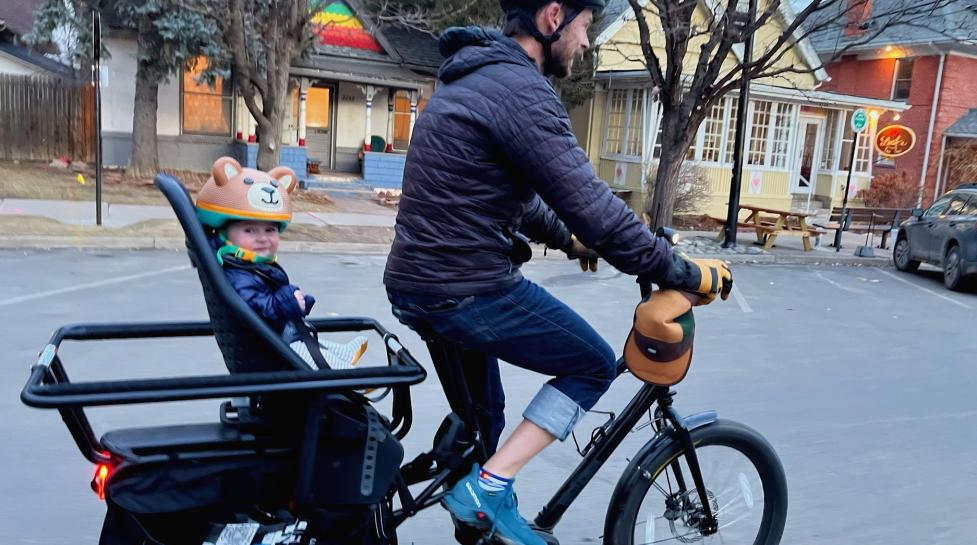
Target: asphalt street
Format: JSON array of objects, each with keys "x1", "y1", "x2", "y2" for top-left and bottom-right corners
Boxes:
[{"x1": 1, "y1": 250, "x2": 975, "y2": 544}]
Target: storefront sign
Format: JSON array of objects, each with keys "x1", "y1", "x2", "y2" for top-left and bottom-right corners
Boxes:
[
  {"x1": 851, "y1": 109, "x2": 868, "y2": 133},
  {"x1": 875, "y1": 125, "x2": 916, "y2": 157}
]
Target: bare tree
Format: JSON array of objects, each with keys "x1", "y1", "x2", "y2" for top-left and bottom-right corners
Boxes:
[
  {"x1": 366, "y1": 0, "x2": 503, "y2": 34},
  {"x1": 943, "y1": 142, "x2": 977, "y2": 188},
  {"x1": 184, "y1": 0, "x2": 321, "y2": 170},
  {"x1": 611, "y1": 0, "x2": 976, "y2": 228}
]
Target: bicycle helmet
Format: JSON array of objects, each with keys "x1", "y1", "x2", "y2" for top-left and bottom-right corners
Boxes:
[
  {"x1": 195, "y1": 156, "x2": 298, "y2": 232},
  {"x1": 624, "y1": 290, "x2": 695, "y2": 387},
  {"x1": 499, "y1": 0, "x2": 605, "y2": 14},
  {"x1": 499, "y1": 0, "x2": 605, "y2": 77}
]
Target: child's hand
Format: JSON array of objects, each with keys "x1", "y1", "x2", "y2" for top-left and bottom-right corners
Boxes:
[{"x1": 294, "y1": 290, "x2": 306, "y2": 312}]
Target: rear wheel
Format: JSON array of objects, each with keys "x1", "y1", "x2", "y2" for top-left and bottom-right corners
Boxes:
[
  {"x1": 894, "y1": 237, "x2": 920, "y2": 273},
  {"x1": 605, "y1": 420, "x2": 787, "y2": 545}
]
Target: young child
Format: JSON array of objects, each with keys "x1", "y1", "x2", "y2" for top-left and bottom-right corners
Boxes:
[{"x1": 195, "y1": 156, "x2": 367, "y2": 370}]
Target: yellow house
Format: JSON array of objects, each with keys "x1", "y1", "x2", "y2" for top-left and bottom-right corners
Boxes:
[{"x1": 571, "y1": 0, "x2": 911, "y2": 217}]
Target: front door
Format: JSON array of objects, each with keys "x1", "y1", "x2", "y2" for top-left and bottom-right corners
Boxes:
[
  {"x1": 305, "y1": 83, "x2": 335, "y2": 170},
  {"x1": 912, "y1": 194, "x2": 952, "y2": 260},
  {"x1": 792, "y1": 117, "x2": 824, "y2": 196}
]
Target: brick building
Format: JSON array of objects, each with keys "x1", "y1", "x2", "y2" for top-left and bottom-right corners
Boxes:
[{"x1": 810, "y1": 0, "x2": 977, "y2": 206}]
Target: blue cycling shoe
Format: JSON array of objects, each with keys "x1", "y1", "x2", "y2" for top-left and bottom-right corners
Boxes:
[{"x1": 442, "y1": 465, "x2": 545, "y2": 545}]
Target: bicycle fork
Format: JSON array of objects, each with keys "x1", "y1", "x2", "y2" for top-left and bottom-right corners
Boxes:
[{"x1": 658, "y1": 395, "x2": 719, "y2": 536}]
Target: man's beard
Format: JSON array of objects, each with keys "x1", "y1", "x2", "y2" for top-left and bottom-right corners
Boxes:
[{"x1": 544, "y1": 50, "x2": 573, "y2": 79}]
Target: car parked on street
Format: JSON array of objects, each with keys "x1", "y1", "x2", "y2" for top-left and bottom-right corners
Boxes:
[{"x1": 893, "y1": 183, "x2": 977, "y2": 290}]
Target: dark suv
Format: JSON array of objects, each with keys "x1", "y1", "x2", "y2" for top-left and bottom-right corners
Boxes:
[{"x1": 894, "y1": 184, "x2": 977, "y2": 290}]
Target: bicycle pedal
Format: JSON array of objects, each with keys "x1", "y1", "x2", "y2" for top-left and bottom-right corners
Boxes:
[{"x1": 452, "y1": 517, "x2": 490, "y2": 545}]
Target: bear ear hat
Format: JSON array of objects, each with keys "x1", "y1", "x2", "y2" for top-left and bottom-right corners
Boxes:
[
  {"x1": 267, "y1": 166, "x2": 298, "y2": 194},
  {"x1": 212, "y1": 156, "x2": 243, "y2": 187}
]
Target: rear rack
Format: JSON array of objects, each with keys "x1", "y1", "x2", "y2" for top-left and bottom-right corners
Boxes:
[{"x1": 21, "y1": 317, "x2": 426, "y2": 465}]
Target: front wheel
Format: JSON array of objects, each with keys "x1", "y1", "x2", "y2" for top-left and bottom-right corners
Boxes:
[{"x1": 605, "y1": 420, "x2": 787, "y2": 545}]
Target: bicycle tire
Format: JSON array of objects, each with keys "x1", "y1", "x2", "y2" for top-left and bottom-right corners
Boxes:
[{"x1": 604, "y1": 419, "x2": 787, "y2": 545}]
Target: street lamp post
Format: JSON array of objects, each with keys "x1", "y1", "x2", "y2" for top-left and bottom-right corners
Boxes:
[
  {"x1": 723, "y1": 0, "x2": 758, "y2": 248},
  {"x1": 93, "y1": 10, "x2": 103, "y2": 226},
  {"x1": 834, "y1": 108, "x2": 869, "y2": 251}
]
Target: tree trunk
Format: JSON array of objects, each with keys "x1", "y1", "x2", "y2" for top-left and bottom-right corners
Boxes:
[
  {"x1": 254, "y1": 34, "x2": 294, "y2": 170},
  {"x1": 256, "y1": 110, "x2": 283, "y2": 170},
  {"x1": 648, "y1": 145, "x2": 684, "y2": 230},
  {"x1": 130, "y1": 21, "x2": 159, "y2": 179},
  {"x1": 646, "y1": 111, "x2": 696, "y2": 230},
  {"x1": 254, "y1": 75, "x2": 289, "y2": 169}
]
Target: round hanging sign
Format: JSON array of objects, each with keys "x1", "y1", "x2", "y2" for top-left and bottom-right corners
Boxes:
[{"x1": 875, "y1": 125, "x2": 916, "y2": 158}]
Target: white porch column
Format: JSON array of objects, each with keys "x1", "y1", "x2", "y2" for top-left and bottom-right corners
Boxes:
[
  {"x1": 408, "y1": 90, "x2": 419, "y2": 145},
  {"x1": 386, "y1": 90, "x2": 395, "y2": 152},
  {"x1": 247, "y1": 112, "x2": 257, "y2": 143},
  {"x1": 297, "y1": 90, "x2": 308, "y2": 147},
  {"x1": 362, "y1": 85, "x2": 377, "y2": 151}
]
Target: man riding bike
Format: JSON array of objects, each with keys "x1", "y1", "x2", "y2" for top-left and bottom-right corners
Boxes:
[{"x1": 383, "y1": 1, "x2": 733, "y2": 543}]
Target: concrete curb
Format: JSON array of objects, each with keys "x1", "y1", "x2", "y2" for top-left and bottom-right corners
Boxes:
[{"x1": 0, "y1": 236, "x2": 894, "y2": 266}]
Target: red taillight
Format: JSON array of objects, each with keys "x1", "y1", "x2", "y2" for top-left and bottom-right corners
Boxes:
[{"x1": 91, "y1": 464, "x2": 110, "y2": 500}]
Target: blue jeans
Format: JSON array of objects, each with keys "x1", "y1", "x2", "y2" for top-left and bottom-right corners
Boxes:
[{"x1": 387, "y1": 278, "x2": 617, "y2": 446}]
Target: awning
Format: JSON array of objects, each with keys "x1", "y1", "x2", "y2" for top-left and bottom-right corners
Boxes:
[
  {"x1": 945, "y1": 108, "x2": 977, "y2": 138},
  {"x1": 595, "y1": 71, "x2": 912, "y2": 112},
  {"x1": 291, "y1": 55, "x2": 429, "y2": 90}
]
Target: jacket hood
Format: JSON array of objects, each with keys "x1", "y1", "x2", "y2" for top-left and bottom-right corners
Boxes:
[{"x1": 437, "y1": 26, "x2": 537, "y2": 83}]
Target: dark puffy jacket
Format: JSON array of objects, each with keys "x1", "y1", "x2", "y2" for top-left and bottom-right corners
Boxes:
[
  {"x1": 384, "y1": 27, "x2": 679, "y2": 296},
  {"x1": 221, "y1": 257, "x2": 316, "y2": 334}
]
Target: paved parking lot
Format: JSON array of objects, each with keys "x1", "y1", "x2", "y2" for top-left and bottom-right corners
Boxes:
[{"x1": 1, "y1": 250, "x2": 975, "y2": 544}]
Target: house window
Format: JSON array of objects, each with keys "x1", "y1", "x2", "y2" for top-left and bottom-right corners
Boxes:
[
  {"x1": 182, "y1": 57, "x2": 232, "y2": 136},
  {"x1": 652, "y1": 119, "x2": 663, "y2": 159},
  {"x1": 700, "y1": 101, "x2": 725, "y2": 163},
  {"x1": 393, "y1": 90, "x2": 426, "y2": 150},
  {"x1": 838, "y1": 111, "x2": 872, "y2": 173},
  {"x1": 821, "y1": 110, "x2": 840, "y2": 170},
  {"x1": 724, "y1": 98, "x2": 740, "y2": 164},
  {"x1": 748, "y1": 100, "x2": 772, "y2": 166},
  {"x1": 854, "y1": 130, "x2": 871, "y2": 172},
  {"x1": 307, "y1": 86, "x2": 332, "y2": 129},
  {"x1": 625, "y1": 90, "x2": 644, "y2": 157},
  {"x1": 891, "y1": 58, "x2": 914, "y2": 101},
  {"x1": 603, "y1": 89, "x2": 628, "y2": 157},
  {"x1": 603, "y1": 88, "x2": 643, "y2": 160},
  {"x1": 769, "y1": 103, "x2": 794, "y2": 168}
]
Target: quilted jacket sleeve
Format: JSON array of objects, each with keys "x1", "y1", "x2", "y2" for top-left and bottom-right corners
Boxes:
[
  {"x1": 224, "y1": 268, "x2": 306, "y2": 324},
  {"x1": 490, "y1": 81, "x2": 678, "y2": 279},
  {"x1": 520, "y1": 194, "x2": 573, "y2": 250}
]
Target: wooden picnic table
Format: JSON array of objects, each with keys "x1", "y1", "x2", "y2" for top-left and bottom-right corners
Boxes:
[{"x1": 709, "y1": 204, "x2": 819, "y2": 252}]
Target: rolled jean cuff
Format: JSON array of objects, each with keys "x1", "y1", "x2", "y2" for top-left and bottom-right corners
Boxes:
[{"x1": 522, "y1": 384, "x2": 587, "y2": 441}]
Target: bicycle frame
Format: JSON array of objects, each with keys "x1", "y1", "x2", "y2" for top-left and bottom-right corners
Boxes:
[{"x1": 389, "y1": 351, "x2": 720, "y2": 538}]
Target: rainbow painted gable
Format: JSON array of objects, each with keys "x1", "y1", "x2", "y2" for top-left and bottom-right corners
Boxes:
[{"x1": 313, "y1": 1, "x2": 384, "y2": 53}]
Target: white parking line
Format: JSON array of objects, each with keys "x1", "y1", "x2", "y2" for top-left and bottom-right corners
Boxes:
[
  {"x1": 731, "y1": 284, "x2": 753, "y2": 313},
  {"x1": 875, "y1": 268, "x2": 972, "y2": 310},
  {"x1": 0, "y1": 265, "x2": 191, "y2": 307},
  {"x1": 815, "y1": 271, "x2": 865, "y2": 294}
]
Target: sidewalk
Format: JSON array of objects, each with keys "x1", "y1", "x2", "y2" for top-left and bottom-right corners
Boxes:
[
  {"x1": 0, "y1": 197, "x2": 396, "y2": 228},
  {"x1": 675, "y1": 227, "x2": 894, "y2": 266}
]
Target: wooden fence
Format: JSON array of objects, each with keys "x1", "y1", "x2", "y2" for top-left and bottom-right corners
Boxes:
[{"x1": 0, "y1": 74, "x2": 96, "y2": 162}]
